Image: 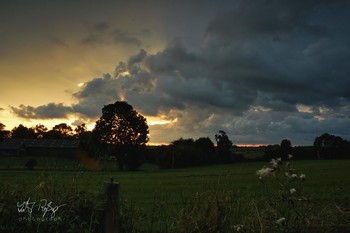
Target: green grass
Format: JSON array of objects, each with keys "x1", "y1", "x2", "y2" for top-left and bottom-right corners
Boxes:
[
  {"x1": 1, "y1": 160, "x2": 350, "y2": 207},
  {"x1": 1, "y1": 158, "x2": 350, "y2": 232},
  {"x1": 232, "y1": 146, "x2": 266, "y2": 159}
]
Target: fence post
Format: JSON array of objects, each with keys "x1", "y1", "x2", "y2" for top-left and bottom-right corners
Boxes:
[{"x1": 104, "y1": 178, "x2": 120, "y2": 233}]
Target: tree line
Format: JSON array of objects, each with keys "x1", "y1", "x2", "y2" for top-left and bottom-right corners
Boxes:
[
  {"x1": 148, "y1": 130, "x2": 234, "y2": 169},
  {"x1": 263, "y1": 135, "x2": 350, "y2": 161},
  {"x1": 0, "y1": 101, "x2": 150, "y2": 170},
  {"x1": 1, "y1": 101, "x2": 350, "y2": 170},
  {"x1": 0, "y1": 122, "x2": 87, "y2": 140}
]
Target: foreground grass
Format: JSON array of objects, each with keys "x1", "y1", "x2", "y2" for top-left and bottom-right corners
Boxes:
[{"x1": 1, "y1": 160, "x2": 350, "y2": 232}]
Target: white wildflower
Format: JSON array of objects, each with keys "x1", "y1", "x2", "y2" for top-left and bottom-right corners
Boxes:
[
  {"x1": 271, "y1": 159, "x2": 279, "y2": 168},
  {"x1": 290, "y1": 188, "x2": 297, "y2": 194},
  {"x1": 288, "y1": 154, "x2": 293, "y2": 159},
  {"x1": 276, "y1": 217, "x2": 286, "y2": 224},
  {"x1": 300, "y1": 174, "x2": 306, "y2": 181},
  {"x1": 256, "y1": 167, "x2": 274, "y2": 177},
  {"x1": 271, "y1": 158, "x2": 282, "y2": 167},
  {"x1": 233, "y1": 224, "x2": 244, "y2": 232},
  {"x1": 291, "y1": 174, "x2": 298, "y2": 179}
]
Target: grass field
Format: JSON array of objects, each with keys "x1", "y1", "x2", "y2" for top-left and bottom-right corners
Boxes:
[{"x1": 1, "y1": 156, "x2": 350, "y2": 232}]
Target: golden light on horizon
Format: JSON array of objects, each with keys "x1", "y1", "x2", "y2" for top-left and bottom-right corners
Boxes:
[
  {"x1": 147, "y1": 116, "x2": 178, "y2": 126},
  {"x1": 86, "y1": 123, "x2": 95, "y2": 131}
]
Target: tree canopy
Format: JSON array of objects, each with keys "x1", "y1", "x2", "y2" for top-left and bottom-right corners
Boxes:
[{"x1": 93, "y1": 101, "x2": 149, "y2": 170}]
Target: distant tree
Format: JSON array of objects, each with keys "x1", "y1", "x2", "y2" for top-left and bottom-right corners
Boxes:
[
  {"x1": 75, "y1": 123, "x2": 88, "y2": 137},
  {"x1": 280, "y1": 139, "x2": 292, "y2": 159},
  {"x1": 45, "y1": 130, "x2": 62, "y2": 139},
  {"x1": 154, "y1": 137, "x2": 214, "y2": 169},
  {"x1": 215, "y1": 130, "x2": 233, "y2": 163},
  {"x1": 32, "y1": 124, "x2": 48, "y2": 138},
  {"x1": 313, "y1": 133, "x2": 347, "y2": 159},
  {"x1": 0, "y1": 123, "x2": 10, "y2": 141},
  {"x1": 194, "y1": 137, "x2": 215, "y2": 163},
  {"x1": 170, "y1": 138, "x2": 198, "y2": 168},
  {"x1": 0, "y1": 123, "x2": 5, "y2": 131},
  {"x1": 93, "y1": 101, "x2": 149, "y2": 170},
  {"x1": 171, "y1": 138, "x2": 194, "y2": 147},
  {"x1": 264, "y1": 144, "x2": 281, "y2": 160},
  {"x1": 11, "y1": 124, "x2": 35, "y2": 138},
  {"x1": 74, "y1": 124, "x2": 94, "y2": 152},
  {"x1": 46, "y1": 123, "x2": 74, "y2": 139}
]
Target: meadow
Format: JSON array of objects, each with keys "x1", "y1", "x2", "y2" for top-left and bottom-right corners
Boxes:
[{"x1": 1, "y1": 156, "x2": 350, "y2": 232}]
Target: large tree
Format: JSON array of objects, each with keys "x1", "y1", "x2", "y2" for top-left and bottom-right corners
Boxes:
[{"x1": 93, "y1": 101, "x2": 149, "y2": 170}]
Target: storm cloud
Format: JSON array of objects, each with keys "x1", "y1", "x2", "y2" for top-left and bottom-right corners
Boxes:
[{"x1": 9, "y1": 0, "x2": 350, "y2": 144}]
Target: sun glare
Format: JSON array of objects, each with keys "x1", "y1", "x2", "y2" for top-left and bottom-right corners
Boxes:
[{"x1": 86, "y1": 123, "x2": 95, "y2": 131}]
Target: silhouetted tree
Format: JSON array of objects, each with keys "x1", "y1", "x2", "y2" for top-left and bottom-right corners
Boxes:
[
  {"x1": 93, "y1": 101, "x2": 149, "y2": 170},
  {"x1": 170, "y1": 138, "x2": 198, "y2": 167},
  {"x1": 11, "y1": 124, "x2": 35, "y2": 138},
  {"x1": 33, "y1": 124, "x2": 48, "y2": 138},
  {"x1": 215, "y1": 130, "x2": 232, "y2": 163},
  {"x1": 44, "y1": 123, "x2": 74, "y2": 139},
  {"x1": 0, "y1": 123, "x2": 5, "y2": 131},
  {"x1": 74, "y1": 123, "x2": 93, "y2": 150},
  {"x1": 0, "y1": 123, "x2": 10, "y2": 141},
  {"x1": 280, "y1": 139, "x2": 292, "y2": 159},
  {"x1": 264, "y1": 144, "x2": 281, "y2": 160},
  {"x1": 314, "y1": 133, "x2": 347, "y2": 159},
  {"x1": 75, "y1": 123, "x2": 88, "y2": 137},
  {"x1": 194, "y1": 137, "x2": 215, "y2": 163},
  {"x1": 54, "y1": 123, "x2": 74, "y2": 138}
]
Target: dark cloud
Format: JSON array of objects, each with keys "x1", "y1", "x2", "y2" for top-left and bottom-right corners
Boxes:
[
  {"x1": 81, "y1": 22, "x2": 141, "y2": 47},
  {"x1": 206, "y1": 0, "x2": 320, "y2": 40},
  {"x1": 10, "y1": 103, "x2": 74, "y2": 119},
  {"x1": 111, "y1": 29, "x2": 141, "y2": 47},
  {"x1": 8, "y1": 0, "x2": 350, "y2": 144},
  {"x1": 72, "y1": 73, "x2": 121, "y2": 118}
]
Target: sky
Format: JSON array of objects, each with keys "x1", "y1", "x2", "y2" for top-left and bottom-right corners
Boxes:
[{"x1": 1, "y1": 0, "x2": 350, "y2": 146}]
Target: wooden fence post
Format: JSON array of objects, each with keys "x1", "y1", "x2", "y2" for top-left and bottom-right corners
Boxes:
[{"x1": 104, "y1": 178, "x2": 120, "y2": 233}]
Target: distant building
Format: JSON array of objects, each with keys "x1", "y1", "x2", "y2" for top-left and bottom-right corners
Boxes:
[{"x1": 0, "y1": 138, "x2": 80, "y2": 157}]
